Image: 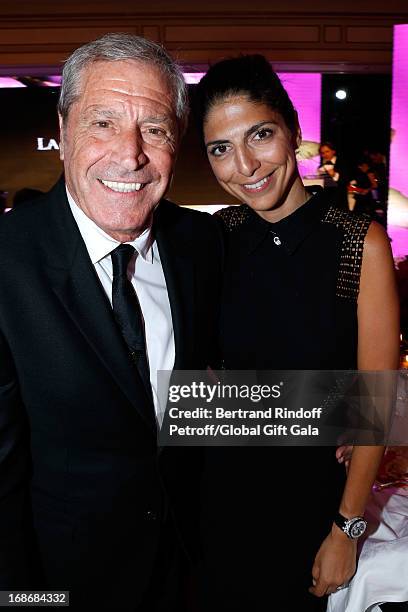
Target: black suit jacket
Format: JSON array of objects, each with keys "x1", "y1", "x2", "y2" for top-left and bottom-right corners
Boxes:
[
  {"x1": 0, "y1": 179, "x2": 223, "y2": 609},
  {"x1": 318, "y1": 156, "x2": 349, "y2": 209}
]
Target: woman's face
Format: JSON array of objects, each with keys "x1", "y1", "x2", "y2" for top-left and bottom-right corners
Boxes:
[{"x1": 203, "y1": 95, "x2": 300, "y2": 214}]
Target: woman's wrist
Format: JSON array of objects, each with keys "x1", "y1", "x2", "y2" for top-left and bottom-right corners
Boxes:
[{"x1": 331, "y1": 522, "x2": 357, "y2": 544}]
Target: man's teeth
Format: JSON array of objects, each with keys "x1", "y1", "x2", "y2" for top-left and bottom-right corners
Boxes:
[
  {"x1": 244, "y1": 175, "x2": 270, "y2": 190},
  {"x1": 100, "y1": 179, "x2": 143, "y2": 193}
]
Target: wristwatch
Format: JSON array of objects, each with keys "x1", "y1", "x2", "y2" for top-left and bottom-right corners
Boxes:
[{"x1": 334, "y1": 512, "x2": 367, "y2": 539}]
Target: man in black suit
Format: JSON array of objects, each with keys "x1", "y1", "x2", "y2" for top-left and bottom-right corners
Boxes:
[
  {"x1": 0, "y1": 33, "x2": 222, "y2": 610},
  {"x1": 318, "y1": 141, "x2": 349, "y2": 209}
]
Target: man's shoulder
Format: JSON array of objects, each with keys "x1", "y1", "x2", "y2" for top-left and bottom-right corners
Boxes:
[
  {"x1": 156, "y1": 199, "x2": 221, "y2": 233},
  {"x1": 158, "y1": 199, "x2": 213, "y2": 218},
  {"x1": 155, "y1": 200, "x2": 224, "y2": 264}
]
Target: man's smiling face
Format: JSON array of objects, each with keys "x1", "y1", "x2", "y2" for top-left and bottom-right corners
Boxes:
[{"x1": 59, "y1": 59, "x2": 179, "y2": 241}]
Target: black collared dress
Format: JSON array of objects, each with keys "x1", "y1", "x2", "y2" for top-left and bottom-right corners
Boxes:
[{"x1": 199, "y1": 189, "x2": 372, "y2": 611}]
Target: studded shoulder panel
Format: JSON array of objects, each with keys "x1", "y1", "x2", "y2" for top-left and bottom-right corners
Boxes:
[
  {"x1": 215, "y1": 205, "x2": 251, "y2": 231},
  {"x1": 322, "y1": 206, "x2": 371, "y2": 300}
]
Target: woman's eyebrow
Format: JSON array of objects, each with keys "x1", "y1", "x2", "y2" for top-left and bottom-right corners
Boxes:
[
  {"x1": 205, "y1": 138, "x2": 229, "y2": 147},
  {"x1": 245, "y1": 120, "x2": 276, "y2": 138},
  {"x1": 206, "y1": 120, "x2": 277, "y2": 146}
]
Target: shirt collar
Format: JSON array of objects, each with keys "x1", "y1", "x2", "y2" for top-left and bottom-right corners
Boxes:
[
  {"x1": 242, "y1": 187, "x2": 327, "y2": 256},
  {"x1": 66, "y1": 187, "x2": 154, "y2": 264}
]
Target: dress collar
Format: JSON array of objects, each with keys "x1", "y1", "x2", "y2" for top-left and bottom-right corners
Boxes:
[{"x1": 242, "y1": 187, "x2": 327, "y2": 255}]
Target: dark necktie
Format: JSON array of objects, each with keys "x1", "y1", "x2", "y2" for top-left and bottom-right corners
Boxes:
[{"x1": 111, "y1": 244, "x2": 152, "y2": 401}]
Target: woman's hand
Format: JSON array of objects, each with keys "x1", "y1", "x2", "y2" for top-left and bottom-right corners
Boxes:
[
  {"x1": 336, "y1": 445, "x2": 353, "y2": 471},
  {"x1": 309, "y1": 525, "x2": 357, "y2": 597}
]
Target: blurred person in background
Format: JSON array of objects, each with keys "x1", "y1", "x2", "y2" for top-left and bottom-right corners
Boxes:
[
  {"x1": 318, "y1": 141, "x2": 348, "y2": 209},
  {"x1": 347, "y1": 157, "x2": 377, "y2": 216},
  {"x1": 12, "y1": 187, "x2": 44, "y2": 209},
  {"x1": 367, "y1": 148, "x2": 388, "y2": 227},
  {"x1": 0, "y1": 190, "x2": 7, "y2": 214}
]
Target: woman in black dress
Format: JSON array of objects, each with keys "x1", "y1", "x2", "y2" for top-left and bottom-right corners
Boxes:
[{"x1": 193, "y1": 56, "x2": 400, "y2": 611}]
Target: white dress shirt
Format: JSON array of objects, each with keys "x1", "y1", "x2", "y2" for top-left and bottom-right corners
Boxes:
[
  {"x1": 317, "y1": 155, "x2": 340, "y2": 182},
  {"x1": 66, "y1": 188, "x2": 175, "y2": 422}
]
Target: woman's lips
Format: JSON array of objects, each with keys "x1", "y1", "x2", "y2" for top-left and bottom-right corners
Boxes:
[{"x1": 241, "y1": 171, "x2": 275, "y2": 193}]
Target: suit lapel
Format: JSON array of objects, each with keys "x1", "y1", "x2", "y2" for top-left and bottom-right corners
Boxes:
[
  {"x1": 42, "y1": 180, "x2": 156, "y2": 433},
  {"x1": 154, "y1": 200, "x2": 195, "y2": 370}
]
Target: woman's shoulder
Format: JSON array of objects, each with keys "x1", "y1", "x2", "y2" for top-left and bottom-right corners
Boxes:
[
  {"x1": 320, "y1": 206, "x2": 374, "y2": 300},
  {"x1": 214, "y1": 205, "x2": 251, "y2": 232},
  {"x1": 359, "y1": 220, "x2": 396, "y2": 292},
  {"x1": 323, "y1": 208, "x2": 391, "y2": 257},
  {"x1": 321, "y1": 204, "x2": 372, "y2": 239},
  {"x1": 362, "y1": 219, "x2": 392, "y2": 255}
]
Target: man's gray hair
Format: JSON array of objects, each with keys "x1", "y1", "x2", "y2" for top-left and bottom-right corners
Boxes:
[{"x1": 58, "y1": 32, "x2": 188, "y2": 133}]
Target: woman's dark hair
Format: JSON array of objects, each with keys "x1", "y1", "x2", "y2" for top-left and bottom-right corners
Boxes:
[{"x1": 193, "y1": 54, "x2": 298, "y2": 140}]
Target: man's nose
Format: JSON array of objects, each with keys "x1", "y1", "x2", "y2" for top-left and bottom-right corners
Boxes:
[
  {"x1": 113, "y1": 128, "x2": 148, "y2": 171},
  {"x1": 234, "y1": 146, "x2": 261, "y2": 177}
]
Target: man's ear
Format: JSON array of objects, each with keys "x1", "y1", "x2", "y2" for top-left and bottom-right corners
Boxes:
[{"x1": 58, "y1": 113, "x2": 64, "y2": 161}]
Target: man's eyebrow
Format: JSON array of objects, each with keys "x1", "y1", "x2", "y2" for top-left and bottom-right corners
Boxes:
[
  {"x1": 142, "y1": 115, "x2": 173, "y2": 125},
  {"x1": 82, "y1": 109, "x2": 174, "y2": 126},
  {"x1": 83, "y1": 107, "x2": 119, "y2": 119}
]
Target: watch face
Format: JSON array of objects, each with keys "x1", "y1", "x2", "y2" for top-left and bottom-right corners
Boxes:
[{"x1": 349, "y1": 519, "x2": 367, "y2": 539}]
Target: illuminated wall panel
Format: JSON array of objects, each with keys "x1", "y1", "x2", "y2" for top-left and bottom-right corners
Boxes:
[
  {"x1": 389, "y1": 24, "x2": 408, "y2": 228},
  {"x1": 279, "y1": 73, "x2": 321, "y2": 144},
  {"x1": 279, "y1": 73, "x2": 322, "y2": 178}
]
